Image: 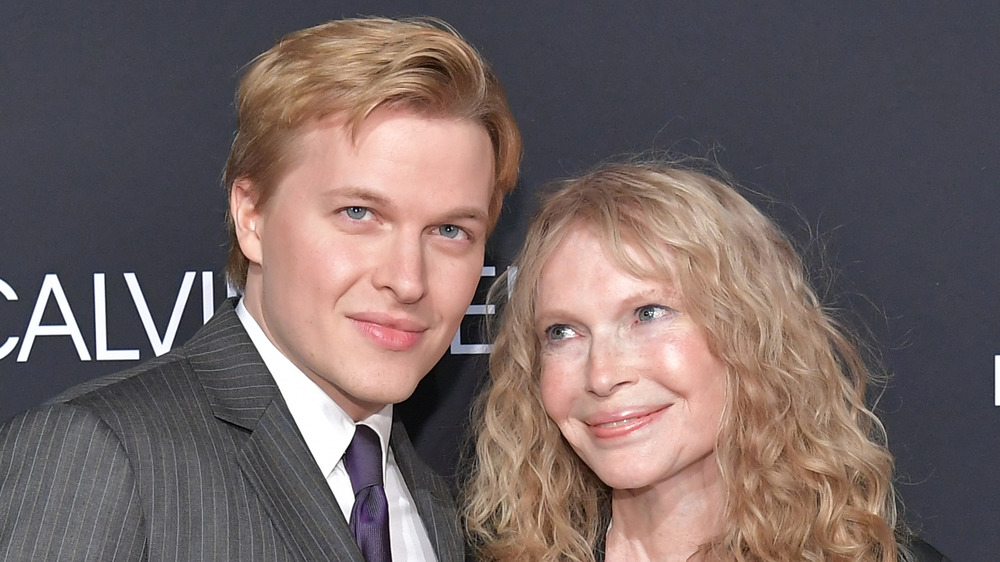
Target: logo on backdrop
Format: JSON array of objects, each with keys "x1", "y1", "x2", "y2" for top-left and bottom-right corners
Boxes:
[
  {"x1": 995, "y1": 355, "x2": 1000, "y2": 406},
  {"x1": 0, "y1": 267, "x2": 503, "y2": 363}
]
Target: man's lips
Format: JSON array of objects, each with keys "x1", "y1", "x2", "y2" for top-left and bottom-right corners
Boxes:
[
  {"x1": 584, "y1": 406, "x2": 668, "y2": 438},
  {"x1": 349, "y1": 312, "x2": 428, "y2": 351}
]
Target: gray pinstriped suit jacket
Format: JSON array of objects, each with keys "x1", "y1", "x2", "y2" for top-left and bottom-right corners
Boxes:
[{"x1": 0, "y1": 299, "x2": 464, "y2": 561}]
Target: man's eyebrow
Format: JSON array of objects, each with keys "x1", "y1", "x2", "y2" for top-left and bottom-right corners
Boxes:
[
  {"x1": 324, "y1": 186, "x2": 393, "y2": 207},
  {"x1": 441, "y1": 206, "x2": 489, "y2": 224}
]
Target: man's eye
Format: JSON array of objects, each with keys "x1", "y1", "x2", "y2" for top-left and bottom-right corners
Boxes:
[
  {"x1": 636, "y1": 305, "x2": 669, "y2": 322},
  {"x1": 545, "y1": 324, "x2": 576, "y2": 341},
  {"x1": 438, "y1": 224, "x2": 468, "y2": 240},
  {"x1": 343, "y1": 206, "x2": 369, "y2": 220}
]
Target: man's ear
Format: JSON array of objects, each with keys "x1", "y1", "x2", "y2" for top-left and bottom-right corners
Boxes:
[{"x1": 231, "y1": 178, "x2": 263, "y2": 266}]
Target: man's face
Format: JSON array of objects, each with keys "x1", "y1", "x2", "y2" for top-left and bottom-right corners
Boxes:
[{"x1": 233, "y1": 106, "x2": 494, "y2": 420}]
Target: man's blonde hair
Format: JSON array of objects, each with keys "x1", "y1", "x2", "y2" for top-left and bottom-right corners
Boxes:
[{"x1": 224, "y1": 17, "x2": 522, "y2": 289}]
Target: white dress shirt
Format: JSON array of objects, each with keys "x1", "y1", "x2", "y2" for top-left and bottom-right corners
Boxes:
[{"x1": 236, "y1": 300, "x2": 437, "y2": 561}]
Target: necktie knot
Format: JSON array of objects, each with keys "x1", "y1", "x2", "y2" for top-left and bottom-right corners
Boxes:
[
  {"x1": 345, "y1": 425, "x2": 383, "y2": 494},
  {"x1": 343, "y1": 424, "x2": 392, "y2": 562}
]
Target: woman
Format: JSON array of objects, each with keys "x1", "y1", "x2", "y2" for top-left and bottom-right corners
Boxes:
[{"x1": 463, "y1": 162, "x2": 948, "y2": 561}]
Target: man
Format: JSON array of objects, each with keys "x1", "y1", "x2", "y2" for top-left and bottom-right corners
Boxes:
[{"x1": 0, "y1": 17, "x2": 521, "y2": 561}]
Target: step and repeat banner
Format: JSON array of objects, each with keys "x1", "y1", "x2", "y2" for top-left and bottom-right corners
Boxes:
[{"x1": 2, "y1": 2, "x2": 996, "y2": 558}]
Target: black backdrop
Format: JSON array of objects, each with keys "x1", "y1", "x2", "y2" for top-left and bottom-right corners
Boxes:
[{"x1": 2, "y1": 2, "x2": 996, "y2": 559}]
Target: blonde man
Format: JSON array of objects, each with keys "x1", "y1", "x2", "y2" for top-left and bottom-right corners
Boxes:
[{"x1": 0, "y1": 17, "x2": 520, "y2": 561}]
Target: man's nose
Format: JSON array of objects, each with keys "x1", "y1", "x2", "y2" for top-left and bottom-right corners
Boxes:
[{"x1": 372, "y1": 232, "x2": 427, "y2": 304}]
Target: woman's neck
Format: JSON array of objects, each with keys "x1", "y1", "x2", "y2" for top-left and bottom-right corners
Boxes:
[{"x1": 605, "y1": 462, "x2": 725, "y2": 562}]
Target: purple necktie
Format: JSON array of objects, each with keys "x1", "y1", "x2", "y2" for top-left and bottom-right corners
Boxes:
[{"x1": 344, "y1": 425, "x2": 392, "y2": 562}]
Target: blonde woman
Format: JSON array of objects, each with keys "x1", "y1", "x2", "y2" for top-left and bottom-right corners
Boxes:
[{"x1": 463, "y1": 163, "x2": 948, "y2": 561}]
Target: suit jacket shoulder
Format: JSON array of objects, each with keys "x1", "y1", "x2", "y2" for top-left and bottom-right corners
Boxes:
[
  {"x1": 1, "y1": 301, "x2": 301, "y2": 560},
  {"x1": 1, "y1": 299, "x2": 464, "y2": 561},
  {"x1": 0, "y1": 402, "x2": 148, "y2": 560}
]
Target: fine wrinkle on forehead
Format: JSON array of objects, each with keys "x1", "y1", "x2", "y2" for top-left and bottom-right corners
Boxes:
[{"x1": 593, "y1": 227, "x2": 680, "y2": 292}]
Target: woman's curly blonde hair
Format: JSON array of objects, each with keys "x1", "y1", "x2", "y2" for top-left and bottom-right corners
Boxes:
[{"x1": 462, "y1": 161, "x2": 906, "y2": 561}]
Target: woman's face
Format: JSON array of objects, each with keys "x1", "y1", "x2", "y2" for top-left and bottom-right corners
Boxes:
[{"x1": 535, "y1": 224, "x2": 727, "y2": 493}]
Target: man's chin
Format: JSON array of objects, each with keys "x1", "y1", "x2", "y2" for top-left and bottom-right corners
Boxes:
[{"x1": 351, "y1": 381, "x2": 424, "y2": 409}]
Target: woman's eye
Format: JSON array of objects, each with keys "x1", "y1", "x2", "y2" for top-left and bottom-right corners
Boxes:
[
  {"x1": 545, "y1": 324, "x2": 576, "y2": 341},
  {"x1": 636, "y1": 305, "x2": 669, "y2": 322},
  {"x1": 438, "y1": 224, "x2": 468, "y2": 240},
  {"x1": 343, "y1": 206, "x2": 370, "y2": 220}
]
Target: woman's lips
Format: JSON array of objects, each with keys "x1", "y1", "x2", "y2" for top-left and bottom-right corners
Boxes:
[{"x1": 585, "y1": 406, "x2": 668, "y2": 439}]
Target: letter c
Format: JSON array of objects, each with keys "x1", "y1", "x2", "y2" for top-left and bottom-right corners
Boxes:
[{"x1": 0, "y1": 279, "x2": 19, "y2": 360}]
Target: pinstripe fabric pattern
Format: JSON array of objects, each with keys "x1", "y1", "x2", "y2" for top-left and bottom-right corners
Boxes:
[{"x1": 0, "y1": 299, "x2": 464, "y2": 561}]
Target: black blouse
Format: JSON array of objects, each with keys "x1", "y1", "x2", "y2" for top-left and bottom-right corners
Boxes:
[{"x1": 592, "y1": 533, "x2": 950, "y2": 561}]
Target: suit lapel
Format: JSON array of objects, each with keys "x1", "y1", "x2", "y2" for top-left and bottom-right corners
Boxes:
[
  {"x1": 391, "y1": 421, "x2": 464, "y2": 562},
  {"x1": 188, "y1": 299, "x2": 363, "y2": 562},
  {"x1": 237, "y1": 397, "x2": 364, "y2": 562}
]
